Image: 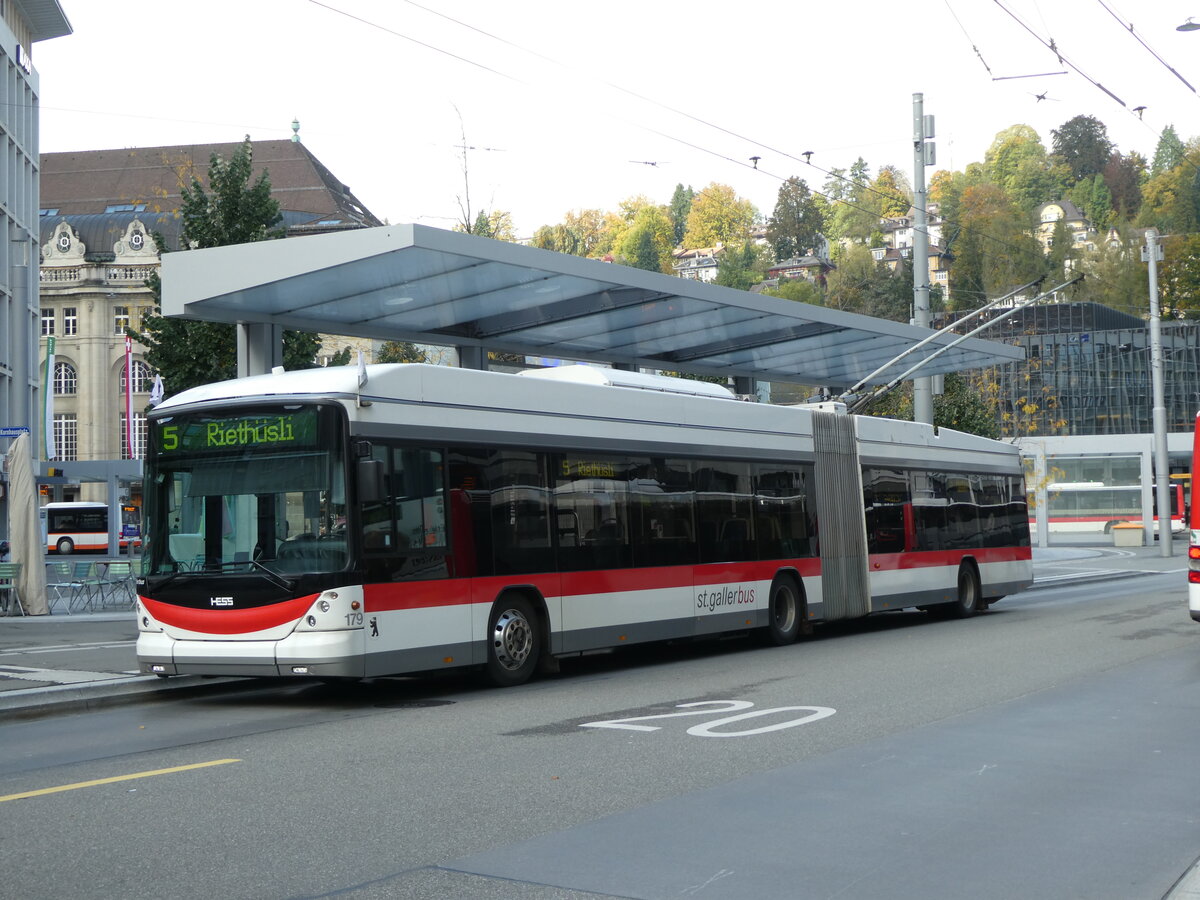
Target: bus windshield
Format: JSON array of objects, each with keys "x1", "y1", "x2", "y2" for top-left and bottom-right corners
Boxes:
[{"x1": 143, "y1": 404, "x2": 348, "y2": 576}]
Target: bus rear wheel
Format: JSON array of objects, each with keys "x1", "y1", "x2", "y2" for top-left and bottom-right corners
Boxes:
[
  {"x1": 485, "y1": 596, "x2": 541, "y2": 687},
  {"x1": 941, "y1": 562, "x2": 981, "y2": 619},
  {"x1": 764, "y1": 575, "x2": 803, "y2": 645},
  {"x1": 56, "y1": 537, "x2": 74, "y2": 555}
]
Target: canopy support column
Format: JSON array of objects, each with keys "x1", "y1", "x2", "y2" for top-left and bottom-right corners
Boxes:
[{"x1": 238, "y1": 323, "x2": 283, "y2": 377}]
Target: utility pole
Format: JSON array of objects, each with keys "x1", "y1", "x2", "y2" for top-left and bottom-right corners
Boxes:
[
  {"x1": 912, "y1": 94, "x2": 935, "y2": 424},
  {"x1": 1143, "y1": 228, "x2": 1172, "y2": 558}
]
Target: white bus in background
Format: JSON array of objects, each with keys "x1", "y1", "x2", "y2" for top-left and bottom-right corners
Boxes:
[
  {"x1": 43, "y1": 501, "x2": 141, "y2": 554},
  {"x1": 1036, "y1": 481, "x2": 1186, "y2": 535}
]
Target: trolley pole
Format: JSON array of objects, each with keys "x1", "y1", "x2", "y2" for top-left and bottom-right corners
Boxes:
[
  {"x1": 912, "y1": 94, "x2": 935, "y2": 424},
  {"x1": 1144, "y1": 229, "x2": 1173, "y2": 558}
]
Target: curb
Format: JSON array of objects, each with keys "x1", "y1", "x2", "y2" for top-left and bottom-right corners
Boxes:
[{"x1": 0, "y1": 674, "x2": 255, "y2": 721}]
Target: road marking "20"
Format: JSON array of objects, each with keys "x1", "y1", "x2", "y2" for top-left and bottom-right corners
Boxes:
[{"x1": 581, "y1": 700, "x2": 835, "y2": 738}]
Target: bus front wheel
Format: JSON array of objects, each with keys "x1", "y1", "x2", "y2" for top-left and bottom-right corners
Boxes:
[
  {"x1": 485, "y1": 595, "x2": 541, "y2": 687},
  {"x1": 764, "y1": 575, "x2": 803, "y2": 645},
  {"x1": 56, "y1": 537, "x2": 74, "y2": 555}
]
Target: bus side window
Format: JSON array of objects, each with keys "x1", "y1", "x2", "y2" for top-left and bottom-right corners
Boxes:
[
  {"x1": 695, "y1": 462, "x2": 754, "y2": 563},
  {"x1": 488, "y1": 449, "x2": 553, "y2": 575}
]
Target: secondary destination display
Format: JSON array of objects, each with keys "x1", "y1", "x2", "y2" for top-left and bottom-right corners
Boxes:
[{"x1": 156, "y1": 408, "x2": 319, "y2": 453}]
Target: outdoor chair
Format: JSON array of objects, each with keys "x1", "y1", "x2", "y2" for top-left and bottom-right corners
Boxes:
[
  {"x1": 68, "y1": 561, "x2": 102, "y2": 612},
  {"x1": 96, "y1": 561, "x2": 135, "y2": 609},
  {"x1": 44, "y1": 561, "x2": 79, "y2": 614},
  {"x1": 0, "y1": 562, "x2": 23, "y2": 616}
]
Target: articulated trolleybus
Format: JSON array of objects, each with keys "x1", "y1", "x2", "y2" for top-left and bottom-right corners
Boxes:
[{"x1": 136, "y1": 364, "x2": 1033, "y2": 685}]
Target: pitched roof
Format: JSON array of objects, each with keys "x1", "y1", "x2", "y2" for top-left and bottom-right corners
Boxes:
[{"x1": 40, "y1": 140, "x2": 383, "y2": 228}]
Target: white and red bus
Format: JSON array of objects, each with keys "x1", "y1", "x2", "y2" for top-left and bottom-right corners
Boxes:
[
  {"x1": 135, "y1": 364, "x2": 1034, "y2": 685},
  {"x1": 1035, "y1": 481, "x2": 1186, "y2": 535},
  {"x1": 43, "y1": 501, "x2": 141, "y2": 554}
]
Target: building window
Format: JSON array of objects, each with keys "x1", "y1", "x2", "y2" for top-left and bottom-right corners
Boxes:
[
  {"x1": 53, "y1": 361, "x2": 77, "y2": 395},
  {"x1": 120, "y1": 413, "x2": 148, "y2": 460},
  {"x1": 105, "y1": 203, "x2": 146, "y2": 213},
  {"x1": 54, "y1": 414, "x2": 77, "y2": 461},
  {"x1": 41, "y1": 308, "x2": 54, "y2": 335},
  {"x1": 120, "y1": 360, "x2": 153, "y2": 393},
  {"x1": 113, "y1": 306, "x2": 129, "y2": 335},
  {"x1": 63, "y1": 307, "x2": 77, "y2": 336}
]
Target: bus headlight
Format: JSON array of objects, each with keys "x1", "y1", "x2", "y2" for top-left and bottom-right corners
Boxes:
[
  {"x1": 306, "y1": 615, "x2": 317, "y2": 627},
  {"x1": 318, "y1": 600, "x2": 330, "y2": 612}
]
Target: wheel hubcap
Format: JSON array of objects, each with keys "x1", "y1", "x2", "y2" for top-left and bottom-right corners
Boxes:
[
  {"x1": 492, "y1": 608, "x2": 532, "y2": 671},
  {"x1": 773, "y1": 587, "x2": 796, "y2": 632}
]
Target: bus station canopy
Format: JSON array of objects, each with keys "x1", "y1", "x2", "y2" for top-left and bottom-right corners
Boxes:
[{"x1": 160, "y1": 223, "x2": 1023, "y2": 389}]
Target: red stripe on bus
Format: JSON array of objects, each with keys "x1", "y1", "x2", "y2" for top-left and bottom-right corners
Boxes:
[
  {"x1": 365, "y1": 558, "x2": 821, "y2": 614},
  {"x1": 869, "y1": 547, "x2": 1032, "y2": 570},
  {"x1": 141, "y1": 593, "x2": 320, "y2": 635}
]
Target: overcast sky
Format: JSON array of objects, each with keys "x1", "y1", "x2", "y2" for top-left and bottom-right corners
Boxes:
[{"x1": 34, "y1": 1, "x2": 1200, "y2": 237}]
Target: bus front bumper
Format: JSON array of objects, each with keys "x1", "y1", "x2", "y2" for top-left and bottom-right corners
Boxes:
[{"x1": 137, "y1": 630, "x2": 366, "y2": 678}]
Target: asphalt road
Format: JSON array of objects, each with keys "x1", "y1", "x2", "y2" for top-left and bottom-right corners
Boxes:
[{"x1": 2, "y1": 566, "x2": 1199, "y2": 900}]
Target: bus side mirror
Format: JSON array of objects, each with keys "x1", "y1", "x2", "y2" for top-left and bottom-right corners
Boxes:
[{"x1": 357, "y1": 458, "x2": 385, "y2": 505}]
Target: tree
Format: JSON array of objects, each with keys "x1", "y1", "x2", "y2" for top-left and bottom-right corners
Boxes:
[
  {"x1": 766, "y1": 176, "x2": 824, "y2": 261},
  {"x1": 982, "y1": 125, "x2": 1065, "y2": 217},
  {"x1": 1158, "y1": 233, "x2": 1200, "y2": 318},
  {"x1": 872, "y1": 165, "x2": 912, "y2": 218},
  {"x1": 762, "y1": 277, "x2": 823, "y2": 305},
  {"x1": 460, "y1": 209, "x2": 517, "y2": 241},
  {"x1": 1151, "y1": 125, "x2": 1186, "y2": 177},
  {"x1": 1138, "y1": 143, "x2": 1200, "y2": 234},
  {"x1": 1102, "y1": 151, "x2": 1146, "y2": 222},
  {"x1": 668, "y1": 184, "x2": 694, "y2": 246},
  {"x1": 1079, "y1": 229, "x2": 1145, "y2": 312},
  {"x1": 377, "y1": 341, "x2": 428, "y2": 363},
  {"x1": 132, "y1": 138, "x2": 321, "y2": 398},
  {"x1": 682, "y1": 183, "x2": 757, "y2": 249},
  {"x1": 825, "y1": 157, "x2": 877, "y2": 243},
  {"x1": 617, "y1": 205, "x2": 675, "y2": 273},
  {"x1": 714, "y1": 242, "x2": 768, "y2": 291},
  {"x1": 857, "y1": 374, "x2": 1000, "y2": 438},
  {"x1": 1051, "y1": 115, "x2": 1114, "y2": 181},
  {"x1": 947, "y1": 183, "x2": 1045, "y2": 310}
]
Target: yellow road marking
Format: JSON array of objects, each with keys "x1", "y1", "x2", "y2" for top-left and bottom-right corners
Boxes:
[{"x1": 0, "y1": 758, "x2": 241, "y2": 803}]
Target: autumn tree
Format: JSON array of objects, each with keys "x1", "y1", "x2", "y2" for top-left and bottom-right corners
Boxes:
[
  {"x1": 766, "y1": 176, "x2": 824, "y2": 261},
  {"x1": 1102, "y1": 151, "x2": 1146, "y2": 222},
  {"x1": 377, "y1": 341, "x2": 428, "y2": 363},
  {"x1": 133, "y1": 138, "x2": 320, "y2": 398},
  {"x1": 947, "y1": 182, "x2": 1045, "y2": 309},
  {"x1": 681, "y1": 183, "x2": 757, "y2": 249},
  {"x1": 1158, "y1": 233, "x2": 1200, "y2": 318}
]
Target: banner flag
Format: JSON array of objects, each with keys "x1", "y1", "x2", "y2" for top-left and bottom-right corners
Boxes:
[
  {"x1": 42, "y1": 335, "x2": 55, "y2": 460},
  {"x1": 149, "y1": 374, "x2": 164, "y2": 407},
  {"x1": 125, "y1": 334, "x2": 135, "y2": 459}
]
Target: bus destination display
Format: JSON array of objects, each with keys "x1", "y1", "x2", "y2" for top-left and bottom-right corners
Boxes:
[{"x1": 156, "y1": 409, "x2": 318, "y2": 454}]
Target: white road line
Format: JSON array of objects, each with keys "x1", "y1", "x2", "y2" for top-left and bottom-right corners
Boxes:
[
  {"x1": 0, "y1": 665, "x2": 132, "y2": 684},
  {"x1": 0, "y1": 640, "x2": 136, "y2": 656}
]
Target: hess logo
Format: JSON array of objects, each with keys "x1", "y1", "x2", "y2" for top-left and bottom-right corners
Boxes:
[{"x1": 209, "y1": 596, "x2": 234, "y2": 607}]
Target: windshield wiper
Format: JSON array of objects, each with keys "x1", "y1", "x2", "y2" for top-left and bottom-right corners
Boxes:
[{"x1": 155, "y1": 558, "x2": 295, "y2": 592}]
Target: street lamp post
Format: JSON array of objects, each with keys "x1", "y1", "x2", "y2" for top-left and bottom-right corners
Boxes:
[{"x1": 1143, "y1": 229, "x2": 1173, "y2": 557}]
